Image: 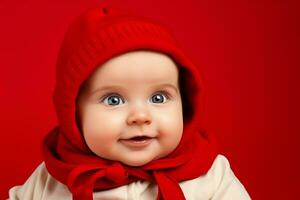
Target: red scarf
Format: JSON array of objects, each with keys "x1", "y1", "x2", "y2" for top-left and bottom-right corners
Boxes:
[
  {"x1": 43, "y1": 125, "x2": 217, "y2": 199},
  {"x1": 42, "y1": 6, "x2": 218, "y2": 200}
]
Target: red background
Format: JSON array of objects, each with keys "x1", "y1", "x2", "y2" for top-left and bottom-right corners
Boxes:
[{"x1": 0, "y1": 0, "x2": 299, "y2": 199}]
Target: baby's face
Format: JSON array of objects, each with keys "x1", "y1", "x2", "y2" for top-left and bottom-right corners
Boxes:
[{"x1": 77, "y1": 51, "x2": 183, "y2": 166}]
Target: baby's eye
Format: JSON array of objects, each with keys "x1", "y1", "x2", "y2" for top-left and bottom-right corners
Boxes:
[
  {"x1": 102, "y1": 94, "x2": 124, "y2": 106},
  {"x1": 150, "y1": 92, "x2": 169, "y2": 104}
]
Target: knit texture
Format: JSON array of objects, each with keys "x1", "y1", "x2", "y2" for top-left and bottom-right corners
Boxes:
[{"x1": 43, "y1": 6, "x2": 218, "y2": 200}]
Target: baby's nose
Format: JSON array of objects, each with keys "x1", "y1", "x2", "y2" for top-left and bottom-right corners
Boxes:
[{"x1": 126, "y1": 106, "x2": 152, "y2": 126}]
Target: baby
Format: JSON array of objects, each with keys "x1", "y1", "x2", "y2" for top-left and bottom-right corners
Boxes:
[{"x1": 8, "y1": 6, "x2": 251, "y2": 200}]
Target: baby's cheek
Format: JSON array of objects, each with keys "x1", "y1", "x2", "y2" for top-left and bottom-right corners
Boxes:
[
  {"x1": 156, "y1": 105, "x2": 183, "y2": 138},
  {"x1": 82, "y1": 108, "x2": 123, "y2": 139}
]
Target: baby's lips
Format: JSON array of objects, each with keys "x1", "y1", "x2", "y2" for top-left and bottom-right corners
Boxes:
[
  {"x1": 119, "y1": 135, "x2": 155, "y2": 148},
  {"x1": 121, "y1": 133, "x2": 156, "y2": 140},
  {"x1": 127, "y1": 136, "x2": 152, "y2": 140}
]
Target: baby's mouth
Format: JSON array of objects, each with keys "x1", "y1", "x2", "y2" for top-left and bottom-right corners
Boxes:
[
  {"x1": 128, "y1": 136, "x2": 151, "y2": 141},
  {"x1": 120, "y1": 135, "x2": 154, "y2": 148}
]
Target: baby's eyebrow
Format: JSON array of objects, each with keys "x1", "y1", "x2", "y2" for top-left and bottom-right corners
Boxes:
[
  {"x1": 90, "y1": 85, "x2": 127, "y2": 96},
  {"x1": 153, "y1": 83, "x2": 179, "y2": 94},
  {"x1": 90, "y1": 83, "x2": 178, "y2": 96}
]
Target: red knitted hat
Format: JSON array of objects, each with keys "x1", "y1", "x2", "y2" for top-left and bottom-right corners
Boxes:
[{"x1": 43, "y1": 6, "x2": 218, "y2": 200}]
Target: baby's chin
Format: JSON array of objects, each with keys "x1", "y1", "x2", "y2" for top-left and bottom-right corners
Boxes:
[
  {"x1": 125, "y1": 159, "x2": 159, "y2": 167},
  {"x1": 123, "y1": 161, "x2": 149, "y2": 167},
  {"x1": 119, "y1": 152, "x2": 170, "y2": 167}
]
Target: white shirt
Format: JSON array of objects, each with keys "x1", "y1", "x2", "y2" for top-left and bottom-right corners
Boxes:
[{"x1": 8, "y1": 154, "x2": 251, "y2": 200}]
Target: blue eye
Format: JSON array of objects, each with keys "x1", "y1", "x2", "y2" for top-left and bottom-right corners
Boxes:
[
  {"x1": 101, "y1": 91, "x2": 169, "y2": 106},
  {"x1": 102, "y1": 95, "x2": 124, "y2": 106},
  {"x1": 151, "y1": 93, "x2": 168, "y2": 104}
]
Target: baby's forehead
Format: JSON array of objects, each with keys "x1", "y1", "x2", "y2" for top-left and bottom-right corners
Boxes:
[
  {"x1": 76, "y1": 51, "x2": 181, "y2": 99},
  {"x1": 88, "y1": 51, "x2": 179, "y2": 84}
]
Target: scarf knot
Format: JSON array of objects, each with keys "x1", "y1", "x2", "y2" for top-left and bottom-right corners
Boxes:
[
  {"x1": 105, "y1": 162, "x2": 127, "y2": 183},
  {"x1": 66, "y1": 162, "x2": 128, "y2": 198}
]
